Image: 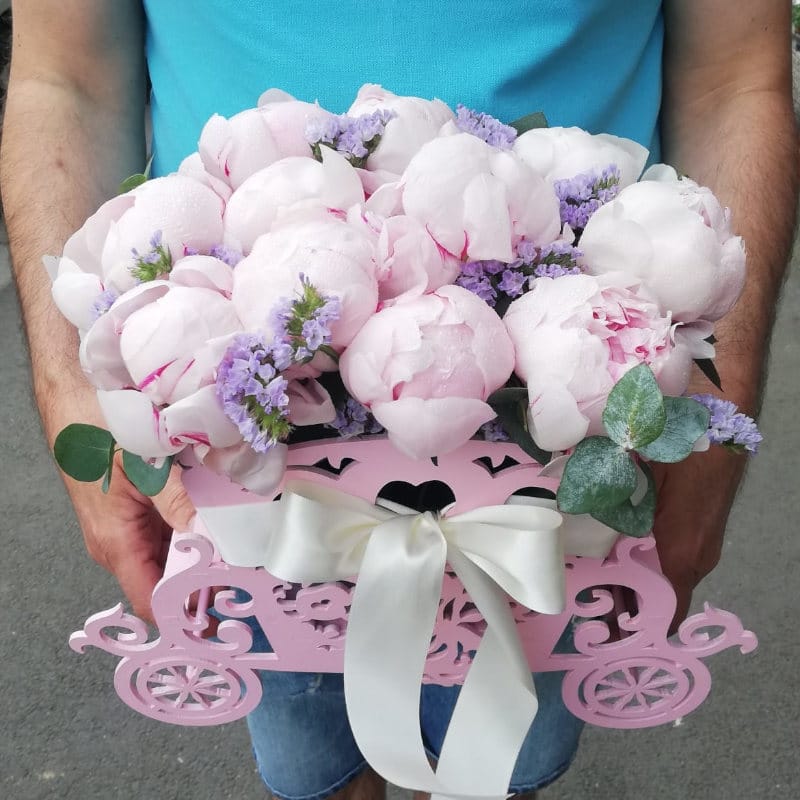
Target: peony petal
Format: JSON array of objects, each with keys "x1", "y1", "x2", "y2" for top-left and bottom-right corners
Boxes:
[
  {"x1": 286, "y1": 378, "x2": 336, "y2": 425},
  {"x1": 96, "y1": 389, "x2": 182, "y2": 457},
  {"x1": 371, "y1": 397, "x2": 495, "y2": 459},
  {"x1": 200, "y1": 440, "x2": 288, "y2": 495},
  {"x1": 527, "y1": 384, "x2": 590, "y2": 452},
  {"x1": 162, "y1": 385, "x2": 241, "y2": 448}
]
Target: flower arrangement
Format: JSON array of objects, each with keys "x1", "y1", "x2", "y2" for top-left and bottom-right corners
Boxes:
[{"x1": 49, "y1": 85, "x2": 760, "y2": 536}]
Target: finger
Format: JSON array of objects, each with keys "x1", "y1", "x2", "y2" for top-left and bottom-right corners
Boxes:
[
  {"x1": 110, "y1": 548, "x2": 164, "y2": 623},
  {"x1": 152, "y1": 465, "x2": 197, "y2": 532}
]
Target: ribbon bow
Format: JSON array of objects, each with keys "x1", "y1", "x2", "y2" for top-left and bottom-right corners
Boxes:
[{"x1": 256, "y1": 481, "x2": 567, "y2": 800}]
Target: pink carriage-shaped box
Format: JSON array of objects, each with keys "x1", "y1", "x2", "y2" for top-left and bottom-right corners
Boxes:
[{"x1": 70, "y1": 436, "x2": 757, "y2": 732}]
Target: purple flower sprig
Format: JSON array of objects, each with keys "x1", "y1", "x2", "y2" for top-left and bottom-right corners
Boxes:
[
  {"x1": 130, "y1": 230, "x2": 173, "y2": 282},
  {"x1": 456, "y1": 240, "x2": 582, "y2": 308},
  {"x1": 216, "y1": 334, "x2": 292, "y2": 452},
  {"x1": 691, "y1": 394, "x2": 763, "y2": 455},
  {"x1": 326, "y1": 397, "x2": 384, "y2": 439},
  {"x1": 306, "y1": 110, "x2": 396, "y2": 169},
  {"x1": 270, "y1": 277, "x2": 341, "y2": 364},
  {"x1": 455, "y1": 105, "x2": 517, "y2": 150},
  {"x1": 554, "y1": 165, "x2": 621, "y2": 231}
]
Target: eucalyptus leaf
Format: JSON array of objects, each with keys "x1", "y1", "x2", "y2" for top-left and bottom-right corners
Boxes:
[
  {"x1": 557, "y1": 436, "x2": 637, "y2": 514},
  {"x1": 122, "y1": 451, "x2": 173, "y2": 496},
  {"x1": 119, "y1": 173, "x2": 148, "y2": 193},
  {"x1": 54, "y1": 424, "x2": 116, "y2": 482},
  {"x1": 590, "y1": 462, "x2": 656, "y2": 537},
  {"x1": 490, "y1": 399, "x2": 552, "y2": 466},
  {"x1": 636, "y1": 396, "x2": 711, "y2": 463},
  {"x1": 602, "y1": 364, "x2": 665, "y2": 449},
  {"x1": 694, "y1": 357, "x2": 723, "y2": 390},
  {"x1": 509, "y1": 111, "x2": 549, "y2": 135}
]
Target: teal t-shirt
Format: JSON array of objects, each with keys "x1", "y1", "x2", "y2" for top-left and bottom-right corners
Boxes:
[{"x1": 143, "y1": 1, "x2": 663, "y2": 177}]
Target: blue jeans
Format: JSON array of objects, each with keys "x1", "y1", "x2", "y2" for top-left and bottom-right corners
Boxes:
[{"x1": 244, "y1": 622, "x2": 584, "y2": 800}]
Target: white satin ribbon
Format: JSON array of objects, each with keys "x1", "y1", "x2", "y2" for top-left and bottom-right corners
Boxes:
[{"x1": 261, "y1": 482, "x2": 566, "y2": 800}]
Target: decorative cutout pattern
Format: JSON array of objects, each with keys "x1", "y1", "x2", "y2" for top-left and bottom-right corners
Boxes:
[{"x1": 71, "y1": 437, "x2": 757, "y2": 727}]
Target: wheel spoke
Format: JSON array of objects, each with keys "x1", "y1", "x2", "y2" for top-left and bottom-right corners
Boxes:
[
  {"x1": 594, "y1": 686, "x2": 632, "y2": 702},
  {"x1": 643, "y1": 675, "x2": 679, "y2": 691},
  {"x1": 150, "y1": 685, "x2": 184, "y2": 698}
]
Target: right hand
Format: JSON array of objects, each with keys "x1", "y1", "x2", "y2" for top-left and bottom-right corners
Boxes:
[{"x1": 65, "y1": 453, "x2": 196, "y2": 622}]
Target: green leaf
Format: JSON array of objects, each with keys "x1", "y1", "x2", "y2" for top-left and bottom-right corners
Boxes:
[
  {"x1": 53, "y1": 424, "x2": 116, "y2": 482},
  {"x1": 119, "y1": 173, "x2": 148, "y2": 193},
  {"x1": 487, "y1": 386, "x2": 529, "y2": 405},
  {"x1": 509, "y1": 111, "x2": 549, "y2": 135},
  {"x1": 602, "y1": 364, "x2": 666, "y2": 449},
  {"x1": 557, "y1": 436, "x2": 637, "y2": 514},
  {"x1": 590, "y1": 462, "x2": 656, "y2": 537},
  {"x1": 118, "y1": 155, "x2": 154, "y2": 194},
  {"x1": 694, "y1": 357, "x2": 723, "y2": 391},
  {"x1": 122, "y1": 451, "x2": 173, "y2": 496},
  {"x1": 636, "y1": 396, "x2": 711, "y2": 463},
  {"x1": 490, "y1": 399, "x2": 552, "y2": 466}
]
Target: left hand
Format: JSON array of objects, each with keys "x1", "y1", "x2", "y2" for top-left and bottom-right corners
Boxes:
[{"x1": 650, "y1": 445, "x2": 746, "y2": 633}]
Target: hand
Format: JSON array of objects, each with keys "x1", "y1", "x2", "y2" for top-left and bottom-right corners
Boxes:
[
  {"x1": 650, "y1": 446, "x2": 746, "y2": 633},
  {"x1": 65, "y1": 453, "x2": 196, "y2": 622}
]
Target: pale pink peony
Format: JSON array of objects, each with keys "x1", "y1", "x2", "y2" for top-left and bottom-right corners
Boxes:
[
  {"x1": 400, "y1": 133, "x2": 562, "y2": 262},
  {"x1": 347, "y1": 84, "x2": 454, "y2": 176},
  {"x1": 232, "y1": 212, "x2": 378, "y2": 351},
  {"x1": 81, "y1": 285, "x2": 241, "y2": 405},
  {"x1": 222, "y1": 148, "x2": 364, "y2": 254},
  {"x1": 339, "y1": 284, "x2": 515, "y2": 458},
  {"x1": 579, "y1": 173, "x2": 746, "y2": 324},
  {"x1": 198, "y1": 96, "x2": 335, "y2": 190},
  {"x1": 504, "y1": 273, "x2": 689, "y2": 452},
  {"x1": 513, "y1": 127, "x2": 648, "y2": 187},
  {"x1": 60, "y1": 174, "x2": 225, "y2": 296}
]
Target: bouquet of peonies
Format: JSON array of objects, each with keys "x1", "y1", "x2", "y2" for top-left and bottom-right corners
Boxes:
[{"x1": 49, "y1": 84, "x2": 761, "y2": 535}]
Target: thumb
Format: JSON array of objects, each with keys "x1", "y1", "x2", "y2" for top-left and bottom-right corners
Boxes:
[{"x1": 152, "y1": 464, "x2": 197, "y2": 532}]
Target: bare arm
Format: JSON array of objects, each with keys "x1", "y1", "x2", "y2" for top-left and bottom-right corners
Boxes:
[
  {"x1": 2, "y1": 0, "x2": 145, "y2": 439},
  {"x1": 1, "y1": 0, "x2": 193, "y2": 618},
  {"x1": 655, "y1": 0, "x2": 798, "y2": 623}
]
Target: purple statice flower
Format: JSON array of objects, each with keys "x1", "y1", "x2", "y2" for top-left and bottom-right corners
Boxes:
[
  {"x1": 690, "y1": 394, "x2": 763, "y2": 454},
  {"x1": 496, "y1": 268, "x2": 526, "y2": 298},
  {"x1": 456, "y1": 261, "x2": 498, "y2": 305},
  {"x1": 130, "y1": 229, "x2": 173, "y2": 282},
  {"x1": 517, "y1": 239, "x2": 582, "y2": 279},
  {"x1": 183, "y1": 245, "x2": 200, "y2": 257},
  {"x1": 326, "y1": 397, "x2": 384, "y2": 438},
  {"x1": 305, "y1": 115, "x2": 341, "y2": 146},
  {"x1": 455, "y1": 105, "x2": 517, "y2": 149},
  {"x1": 270, "y1": 278, "x2": 341, "y2": 362},
  {"x1": 90, "y1": 287, "x2": 119, "y2": 321},
  {"x1": 336, "y1": 109, "x2": 396, "y2": 165},
  {"x1": 554, "y1": 165, "x2": 621, "y2": 230},
  {"x1": 480, "y1": 419, "x2": 510, "y2": 442},
  {"x1": 216, "y1": 333, "x2": 291, "y2": 452},
  {"x1": 307, "y1": 110, "x2": 395, "y2": 168},
  {"x1": 209, "y1": 243, "x2": 243, "y2": 267}
]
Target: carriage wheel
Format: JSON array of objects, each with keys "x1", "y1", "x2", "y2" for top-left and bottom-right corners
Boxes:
[
  {"x1": 114, "y1": 655, "x2": 262, "y2": 726},
  {"x1": 562, "y1": 656, "x2": 710, "y2": 729}
]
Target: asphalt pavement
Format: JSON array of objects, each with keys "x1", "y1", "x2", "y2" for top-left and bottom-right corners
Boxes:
[{"x1": 1, "y1": 94, "x2": 798, "y2": 800}]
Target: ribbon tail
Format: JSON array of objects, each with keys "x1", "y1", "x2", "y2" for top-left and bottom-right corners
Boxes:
[
  {"x1": 343, "y1": 515, "x2": 447, "y2": 792},
  {"x1": 433, "y1": 549, "x2": 540, "y2": 799}
]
